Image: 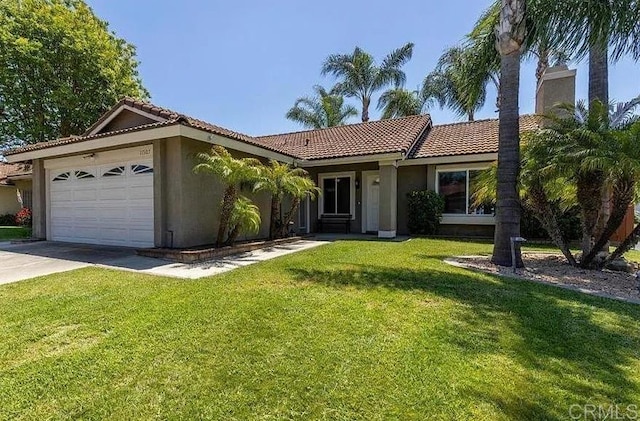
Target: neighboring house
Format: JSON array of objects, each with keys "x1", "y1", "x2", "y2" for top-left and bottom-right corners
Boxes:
[
  {"x1": 0, "y1": 163, "x2": 32, "y2": 216},
  {"x1": 3, "y1": 66, "x2": 575, "y2": 249}
]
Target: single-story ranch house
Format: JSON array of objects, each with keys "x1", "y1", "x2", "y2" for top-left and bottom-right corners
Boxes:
[{"x1": 3, "y1": 66, "x2": 576, "y2": 249}]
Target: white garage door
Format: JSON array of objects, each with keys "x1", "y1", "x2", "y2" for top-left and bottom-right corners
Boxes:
[{"x1": 48, "y1": 158, "x2": 154, "y2": 248}]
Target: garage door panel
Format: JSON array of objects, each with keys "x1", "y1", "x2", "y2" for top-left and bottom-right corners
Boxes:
[
  {"x1": 48, "y1": 155, "x2": 154, "y2": 248},
  {"x1": 50, "y1": 190, "x2": 73, "y2": 202},
  {"x1": 99, "y1": 187, "x2": 128, "y2": 200}
]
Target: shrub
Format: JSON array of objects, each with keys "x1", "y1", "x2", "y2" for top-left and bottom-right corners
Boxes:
[
  {"x1": 15, "y1": 207, "x2": 32, "y2": 227},
  {"x1": 0, "y1": 213, "x2": 16, "y2": 226},
  {"x1": 407, "y1": 190, "x2": 445, "y2": 235}
]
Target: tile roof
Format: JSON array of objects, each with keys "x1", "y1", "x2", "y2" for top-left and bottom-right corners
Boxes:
[
  {"x1": 256, "y1": 114, "x2": 432, "y2": 160},
  {"x1": 0, "y1": 163, "x2": 31, "y2": 185},
  {"x1": 5, "y1": 98, "x2": 296, "y2": 158},
  {"x1": 410, "y1": 115, "x2": 542, "y2": 158},
  {"x1": 3, "y1": 97, "x2": 542, "y2": 163}
]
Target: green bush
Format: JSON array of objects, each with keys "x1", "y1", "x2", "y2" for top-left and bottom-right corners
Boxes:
[
  {"x1": 407, "y1": 190, "x2": 445, "y2": 235},
  {"x1": 0, "y1": 214, "x2": 16, "y2": 226}
]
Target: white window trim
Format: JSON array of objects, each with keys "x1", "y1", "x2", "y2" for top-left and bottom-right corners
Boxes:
[
  {"x1": 318, "y1": 171, "x2": 356, "y2": 220},
  {"x1": 436, "y1": 166, "x2": 495, "y2": 225}
]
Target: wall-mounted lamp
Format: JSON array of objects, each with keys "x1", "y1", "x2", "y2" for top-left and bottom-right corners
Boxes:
[{"x1": 83, "y1": 153, "x2": 96, "y2": 161}]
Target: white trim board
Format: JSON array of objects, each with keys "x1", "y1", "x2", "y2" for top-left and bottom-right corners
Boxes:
[{"x1": 87, "y1": 104, "x2": 167, "y2": 136}]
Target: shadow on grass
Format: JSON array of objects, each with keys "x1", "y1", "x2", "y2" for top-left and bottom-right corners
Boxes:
[{"x1": 288, "y1": 263, "x2": 640, "y2": 418}]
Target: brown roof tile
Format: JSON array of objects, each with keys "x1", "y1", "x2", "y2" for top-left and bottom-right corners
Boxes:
[
  {"x1": 0, "y1": 162, "x2": 31, "y2": 185},
  {"x1": 4, "y1": 98, "x2": 295, "y2": 158},
  {"x1": 411, "y1": 115, "x2": 541, "y2": 158},
  {"x1": 257, "y1": 114, "x2": 432, "y2": 160}
]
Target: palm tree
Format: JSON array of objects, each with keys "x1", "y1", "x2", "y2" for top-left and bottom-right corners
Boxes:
[
  {"x1": 193, "y1": 146, "x2": 262, "y2": 246},
  {"x1": 226, "y1": 196, "x2": 262, "y2": 246},
  {"x1": 278, "y1": 176, "x2": 320, "y2": 238},
  {"x1": 491, "y1": 0, "x2": 527, "y2": 267},
  {"x1": 467, "y1": 1, "x2": 569, "y2": 87},
  {"x1": 377, "y1": 88, "x2": 425, "y2": 119},
  {"x1": 254, "y1": 160, "x2": 318, "y2": 239},
  {"x1": 321, "y1": 43, "x2": 414, "y2": 122},
  {"x1": 286, "y1": 85, "x2": 357, "y2": 129},
  {"x1": 422, "y1": 46, "x2": 495, "y2": 121}
]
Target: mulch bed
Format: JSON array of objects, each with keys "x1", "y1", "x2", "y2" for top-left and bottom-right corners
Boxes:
[{"x1": 446, "y1": 253, "x2": 640, "y2": 304}]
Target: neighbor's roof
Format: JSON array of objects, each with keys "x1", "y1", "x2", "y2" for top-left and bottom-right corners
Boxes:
[
  {"x1": 0, "y1": 163, "x2": 31, "y2": 185},
  {"x1": 257, "y1": 114, "x2": 432, "y2": 160},
  {"x1": 410, "y1": 115, "x2": 542, "y2": 158}
]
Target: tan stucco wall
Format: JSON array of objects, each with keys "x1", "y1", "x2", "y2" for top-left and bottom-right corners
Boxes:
[
  {"x1": 397, "y1": 165, "x2": 428, "y2": 235},
  {"x1": 0, "y1": 186, "x2": 20, "y2": 215},
  {"x1": 156, "y1": 137, "x2": 273, "y2": 248},
  {"x1": 305, "y1": 162, "x2": 379, "y2": 233},
  {"x1": 100, "y1": 109, "x2": 156, "y2": 133}
]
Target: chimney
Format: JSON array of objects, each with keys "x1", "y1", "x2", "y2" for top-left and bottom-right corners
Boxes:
[{"x1": 535, "y1": 65, "x2": 576, "y2": 117}]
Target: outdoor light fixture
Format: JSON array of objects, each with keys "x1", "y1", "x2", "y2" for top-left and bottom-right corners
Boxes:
[
  {"x1": 510, "y1": 236, "x2": 527, "y2": 272},
  {"x1": 83, "y1": 153, "x2": 96, "y2": 161}
]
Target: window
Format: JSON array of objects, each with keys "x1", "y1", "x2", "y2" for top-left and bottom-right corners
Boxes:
[
  {"x1": 320, "y1": 173, "x2": 354, "y2": 217},
  {"x1": 103, "y1": 166, "x2": 125, "y2": 177},
  {"x1": 437, "y1": 169, "x2": 494, "y2": 215},
  {"x1": 52, "y1": 172, "x2": 70, "y2": 181},
  {"x1": 132, "y1": 164, "x2": 153, "y2": 175},
  {"x1": 75, "y1": 170, "x2": 95, "y2": 179}
]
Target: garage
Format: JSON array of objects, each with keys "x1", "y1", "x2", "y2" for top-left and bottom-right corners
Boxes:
[{"x1": 46, "y1": 146, "x2": 155, "y2": 248}]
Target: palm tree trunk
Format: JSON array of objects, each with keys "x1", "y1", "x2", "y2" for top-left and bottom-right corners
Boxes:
[
  {"x1": 588, "y1": 45, "x2": 609, "y2": 105},
  {"x1": 607, "y1": 223, "x2": 640, "y2": 264},
  {"x1": 467, "y1": 111, "x2": 475, "y2": 122},
  {"x1": 269, "y1": 196, "x2": 280, "y2": 240},
  {"x1": 226, "y1": 224, "x2": 241, "y2": 246},
  {"x1": 361, "y1": 96, "x2": 370, "y2": 122},
  {"x1": 576, "y1": 173, "x2": 604, "y2": 258},
  {"x1": 589, "y1": 44, "x2": 611, "y2": 256},
  {"x1": 217, "y1": 185, "x2": 237, "y2": 247},
  {"x1": 583, "y1": 178, "x2": 635, "y2": 268},
  {"x1": 492, "y1": 50, "x2": 523, "y2": 267},
  {"x1": 535, "y1": 49, "x2": 549, "y2": 84},
  {"x1": 528, "y1": 184, "x2": 576, "y2": 266},
  {"x1": 280, "y1": 197, "x2": 301, "y2": 238}
]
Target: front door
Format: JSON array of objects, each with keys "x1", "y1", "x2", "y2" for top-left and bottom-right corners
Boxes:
[{"x1": 366, "y1": 174, "x2": 380, "y2": 232}]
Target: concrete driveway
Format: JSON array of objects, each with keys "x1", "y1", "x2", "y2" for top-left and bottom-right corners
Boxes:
[{"x1": 0, "y1": 240, "x2": 327, "y2": 284}]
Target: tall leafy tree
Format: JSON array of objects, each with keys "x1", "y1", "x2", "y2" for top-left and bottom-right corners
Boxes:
[
  {"x1": 286, "y1": 85, "x2": 357, "y2": 129},
  {"x1": 194, "y1": 146, "x2": 263, "y2": 247},
  {"x1": 321, "y1": 43, "x2": 414, "y2": 122},
  {"x1": 491, "y1": 0, "x2": 527, "y2": 267},
  {"x1": 0, "y1": 0, "x2": 148, "y2": 148}
]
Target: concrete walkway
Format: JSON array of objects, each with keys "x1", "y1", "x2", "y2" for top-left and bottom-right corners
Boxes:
[{"x1": 0, "y1": 240, "x2": 327, "y2": 284}]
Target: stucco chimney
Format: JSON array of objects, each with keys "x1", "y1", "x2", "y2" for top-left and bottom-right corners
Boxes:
[{"x1": 535, "y1": 65, "x2": 577, "y2": 116}]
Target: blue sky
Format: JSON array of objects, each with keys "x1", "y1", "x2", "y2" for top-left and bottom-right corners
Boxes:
[{"x1": 87, "y1": 0, "x2": 638, "y2": 136}]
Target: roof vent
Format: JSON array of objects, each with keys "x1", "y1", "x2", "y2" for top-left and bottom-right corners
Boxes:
[{"x1": 305, "y1": 138, "x2": 310, "y2": 146}]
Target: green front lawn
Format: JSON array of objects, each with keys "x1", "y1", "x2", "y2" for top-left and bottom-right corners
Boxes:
[
  {"x1": 0, "y1": 226, "x2": 30, "y2": 241},
  {"x1": 1, "y1": 239, "x2": 639, "y2": 419}
]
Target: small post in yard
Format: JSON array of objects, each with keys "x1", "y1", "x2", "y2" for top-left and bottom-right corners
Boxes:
[{"x1": 510, "y1": 237, "x2": 527, "y2": 273}]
